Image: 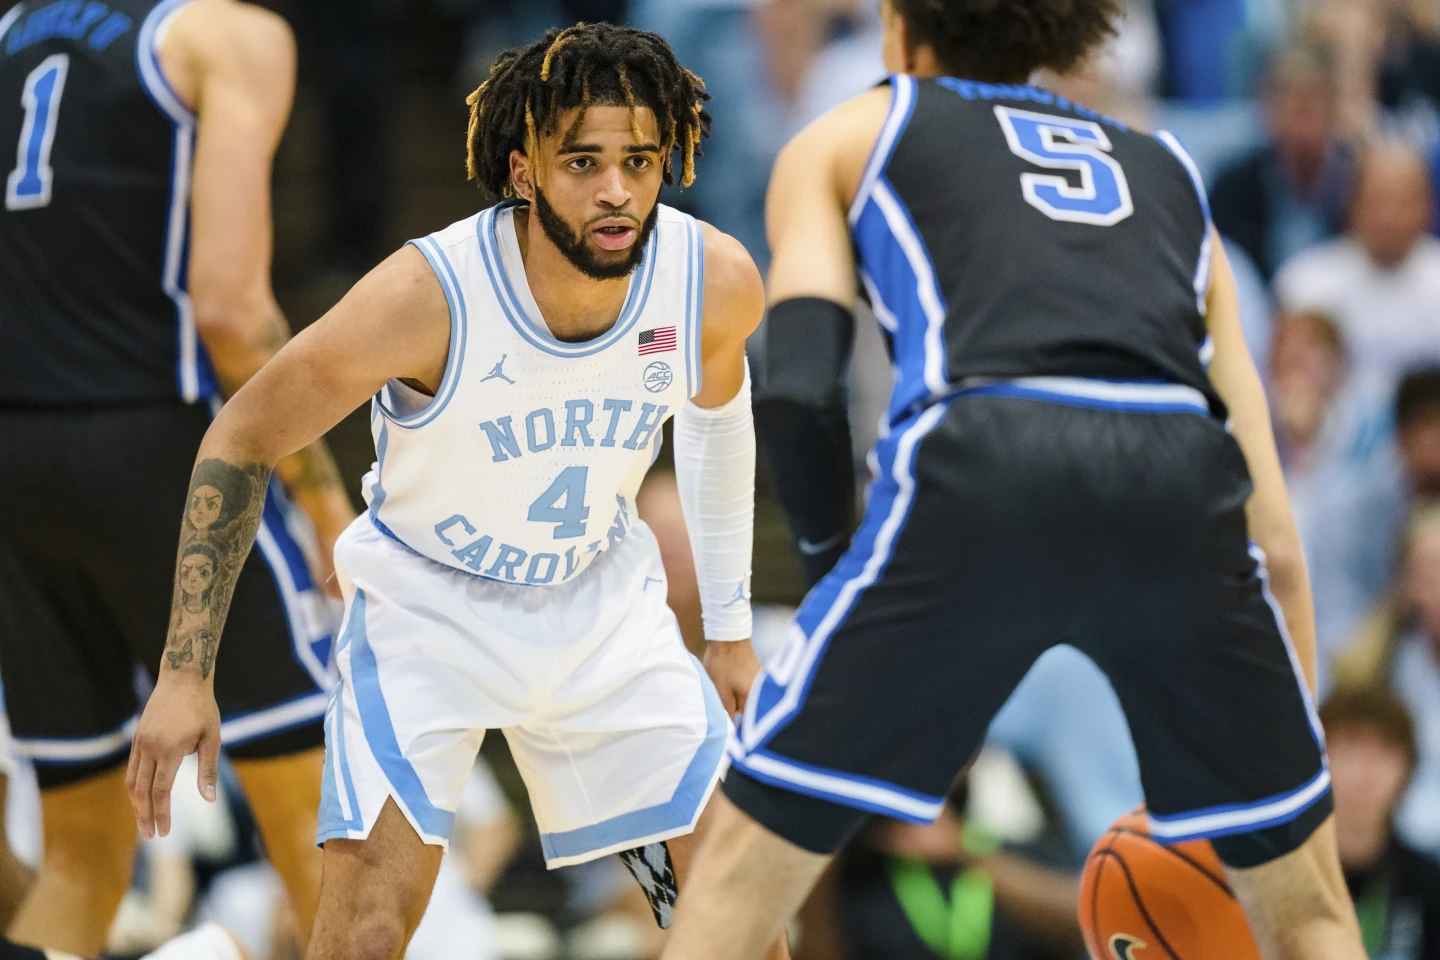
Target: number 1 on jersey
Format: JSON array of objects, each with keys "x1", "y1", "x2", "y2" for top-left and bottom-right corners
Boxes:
[
  {"x1": 528, "y1": 466, "x2": 591, "y2": 539},
  {"x1": 994, "y1": 105, "x2": 1133, "y2": 227},
  {"x1": 6, "y1": 54, "x2": 70, "y2": 211}
]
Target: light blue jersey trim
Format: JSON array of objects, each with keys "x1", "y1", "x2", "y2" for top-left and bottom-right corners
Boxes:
[
  {"x1": 479, "y1": 203, "x2": 658, "y2": 358},
  {"x1": 343, "y1": 590, "x2": 455, "y2": 842},
  {"x1": 377, "y1": 237, "x2": 468, "y2": 429},
  {"x1": 538, "y1": 655, "x2": 727, "y2": 864},
  {"x1": 685, "y1": 217, "x2": 706, "y2": 397}
]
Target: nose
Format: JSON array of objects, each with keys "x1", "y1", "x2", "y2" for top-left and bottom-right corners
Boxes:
[{"x1": 595, "y1": 165, "x2": 629, "y2": 208}]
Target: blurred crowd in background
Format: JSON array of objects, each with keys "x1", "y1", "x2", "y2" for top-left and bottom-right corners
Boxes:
[{"x1": 6, "y1": 0, "x2": 1440, "y2": 957}]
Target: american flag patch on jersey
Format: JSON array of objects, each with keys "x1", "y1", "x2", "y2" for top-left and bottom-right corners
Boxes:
[{"x1": 638, "y1": 326, "x2": 677, "y2": 355}]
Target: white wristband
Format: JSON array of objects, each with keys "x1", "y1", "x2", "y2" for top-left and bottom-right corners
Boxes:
[{"x1": 673, "y1": 365, "x2": 755, "y2": 641}]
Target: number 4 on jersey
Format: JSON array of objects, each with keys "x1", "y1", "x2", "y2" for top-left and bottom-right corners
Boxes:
[
  {"x1": 994, "y1": 105, "x2": 1133, "y2": 227},
  {"x1": 528, "y1": 466, "x2": 591, "y2": 539},
  {"x1": 6, "y1": 53, "x2": 69, "y2": 211}
]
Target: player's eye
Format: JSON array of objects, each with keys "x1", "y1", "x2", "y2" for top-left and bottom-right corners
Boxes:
[
  {"x1": 567, "y1": 157, "x2": 595, "y2": 172},
  {"x1": 628, "y1": 155, "x2": 652, "y2": 171}
]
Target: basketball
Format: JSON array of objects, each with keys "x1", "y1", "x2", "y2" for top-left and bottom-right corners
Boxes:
[{"x1": 1078, "y1": 809, "x2": 1262, "y2": 960}]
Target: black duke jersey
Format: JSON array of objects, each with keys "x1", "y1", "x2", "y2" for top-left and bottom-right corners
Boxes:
[
  {"x1": 0, "y1": 0, "x2": 216, "y2": 407},
  {"x1": 852, "y1": 74, "x2": 1223, "y2": 422}
]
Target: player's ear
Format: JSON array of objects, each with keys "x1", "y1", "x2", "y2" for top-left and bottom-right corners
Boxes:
[{"x1": 509, "y1": 148, "x2": 536, "y2": 202}]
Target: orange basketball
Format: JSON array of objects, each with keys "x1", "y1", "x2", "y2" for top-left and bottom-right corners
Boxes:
[{"x1": 1078, "y1": 808, "x2": 1261, "y2": 960}]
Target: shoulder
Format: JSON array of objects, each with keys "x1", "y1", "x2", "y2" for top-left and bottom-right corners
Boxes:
[
  {"x1": 784, "y1": 84, "x2": 893, "y2": 166},
  {"x1": 164, "y1": 0, "x2": 294, "y2": 94},
  {"x1": 699, "y1": 222, "x2": 764, "y2": 341}
]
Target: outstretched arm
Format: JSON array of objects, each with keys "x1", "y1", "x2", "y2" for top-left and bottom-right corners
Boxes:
[
  {"x1": 676, "y1": 226, "x2": 765, "y2": 713},
  {"x1": 127, "y1": 245, "x2": 450, "y2": 838}
]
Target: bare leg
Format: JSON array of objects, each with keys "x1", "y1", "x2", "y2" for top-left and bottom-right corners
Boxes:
[
  {"x1": 7, "y1": 770, "x2": 135, "y2": 956},
  {"x1": 232, "y1": 749, "x2": 324, "y2": 948},
  {"x1": 1225, "y1": 818, "x2": 1365, "y2": 960},
  {"x1": 663, "y1": 793, "x2": 827, "y2": 960},
  {"x1": 305, "y1": 799, "x2": 442, "y2": 960},
  {"x1": 0, "y1": 776, "x2": 35, "y2": 929}
]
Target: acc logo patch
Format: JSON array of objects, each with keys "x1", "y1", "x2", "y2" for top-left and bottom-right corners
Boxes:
[
  {"x1": 643, "y1": 360, "x2": 674, "y2": 393},
  {"x1": 1109, "y1": 934, "x2": 1148, "y2": 960}
]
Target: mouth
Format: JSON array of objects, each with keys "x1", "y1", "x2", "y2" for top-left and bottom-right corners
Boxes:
[{"x1": 591, "y1": 219, "x2": 639, "y2": 252}]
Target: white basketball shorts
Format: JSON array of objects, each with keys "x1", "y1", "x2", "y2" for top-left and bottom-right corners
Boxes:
[{"x1": 317, "y1": 517, "x2": 729, "y2": 868}]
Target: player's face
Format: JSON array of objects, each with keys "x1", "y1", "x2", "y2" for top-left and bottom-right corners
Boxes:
[
  {"x1": 531, "y1": 105, "x2": 664, "y2": 280},
  {"x1": 187, "y1": 484, "x2": 224, "y2": 531}
]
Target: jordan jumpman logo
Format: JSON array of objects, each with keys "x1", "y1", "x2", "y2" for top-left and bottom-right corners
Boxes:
[{"x1": 481, "y1": 354, "x2": 516, "y2": 385}]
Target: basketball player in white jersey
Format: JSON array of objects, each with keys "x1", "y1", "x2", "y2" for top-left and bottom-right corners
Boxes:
[{"x1": 126, "y1": 23, "x2": 788, "y2": 959}]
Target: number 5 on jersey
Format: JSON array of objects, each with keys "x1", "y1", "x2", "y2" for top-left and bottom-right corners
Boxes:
[{"x1": 994, "y1": 105, "x2": 1133, "y2": 227}]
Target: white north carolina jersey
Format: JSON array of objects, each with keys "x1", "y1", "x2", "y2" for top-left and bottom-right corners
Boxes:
[{"x1": 362, "y1": 201, "x2": 705, "y2": 586}]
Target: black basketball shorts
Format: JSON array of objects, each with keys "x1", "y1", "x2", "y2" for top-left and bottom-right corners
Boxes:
[
  {"x1": 728, "y1": 382, "x2": 1331, "y2": 869},
  {"x1": 0, "y1": 404, "x2": 335, "y2": 788}
]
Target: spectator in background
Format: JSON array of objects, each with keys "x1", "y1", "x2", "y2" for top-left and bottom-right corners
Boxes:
[
  {"x1": 1210, "y1": 45, "x2": 1354, "y2": 281},
  {"x1": 1275, "y1": 141, "x2": 1440, "y2": 390},
  {"x1": 1321, "y1": 687, "x2": 1440, "y2": 958},
  {"x1": 1333, "y1": 506, "x2": 1440, "y2": 860},
  {"x1": 1307, "y1": 369, "x2": 1440, "y2": 679},
  {"x1": 1269, "y1": 310, "x2": 1391, "y2": 512}
]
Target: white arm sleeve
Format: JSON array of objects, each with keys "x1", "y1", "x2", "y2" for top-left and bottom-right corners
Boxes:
[{"x1": 673, "y1": 365, "x2": 755, "y2": 641}]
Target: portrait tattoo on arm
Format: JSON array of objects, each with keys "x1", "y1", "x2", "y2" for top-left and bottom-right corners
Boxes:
[{"x1": 163, "y1": 458, "x2": 272, "y2": 679}]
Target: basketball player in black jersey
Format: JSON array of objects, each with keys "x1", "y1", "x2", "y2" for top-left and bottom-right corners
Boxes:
[
  {"x1": 663, "y1": 3, "x2": 1367, "y2": 959},
  {"x1": 0, "y1": 0, "x2": 351, "y2": 952}
]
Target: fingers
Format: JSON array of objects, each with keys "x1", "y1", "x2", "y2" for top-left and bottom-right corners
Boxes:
[
  {"x1": 150, "y1": 751, "x2": 181, "y2": 838},
  {"x1": 197, "y1": 725, "x2": 221, "y2": 803},
  {"x1": 131, "y1": 752, "x2": 156, "y2": 838}
]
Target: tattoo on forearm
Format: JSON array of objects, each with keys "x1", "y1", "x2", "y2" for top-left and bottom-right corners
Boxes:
[{"x1": 164, "y1": 458, "x2": 272, "y2": 679}]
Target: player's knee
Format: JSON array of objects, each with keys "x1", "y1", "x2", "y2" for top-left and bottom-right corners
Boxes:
[{"x1": 333, "y1": 912, "x2": 409, "y2": 960}]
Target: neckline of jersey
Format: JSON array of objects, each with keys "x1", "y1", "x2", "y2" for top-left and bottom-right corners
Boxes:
[{"x1": 479, "y1": 201, "x2": 658, "y2": 358}]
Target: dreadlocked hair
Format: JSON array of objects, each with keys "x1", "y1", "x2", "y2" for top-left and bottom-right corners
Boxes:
[
  {"x1": 464, "y1": 22, "x2": 711, "y2": 200},
  {"x1": 892, "y1": 0, "x2": 1123, "y2": 84}
]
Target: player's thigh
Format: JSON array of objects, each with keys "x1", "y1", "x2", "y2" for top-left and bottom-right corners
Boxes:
[
  {"x1": 505, "y1": 551, "x2": 728, "y2": 871},
  {"x1": 1090, "y1": 523, "x2": 1331, "y2": 869},
  {"x1": 318, "y1": 524, "x2": 508, "y2": 853}
]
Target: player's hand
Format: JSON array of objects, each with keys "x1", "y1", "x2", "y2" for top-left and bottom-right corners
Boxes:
[
  {"x1": 703, "y1": 639, "x2": 763, "y2": 716},
  {"x1": 127, "y1": 673, "x2": 222, "y2": 839}
]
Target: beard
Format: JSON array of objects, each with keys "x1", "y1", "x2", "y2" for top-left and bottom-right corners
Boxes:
[{"x1": 532, "y1": 186, "x2": 658, "y2": 281}]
